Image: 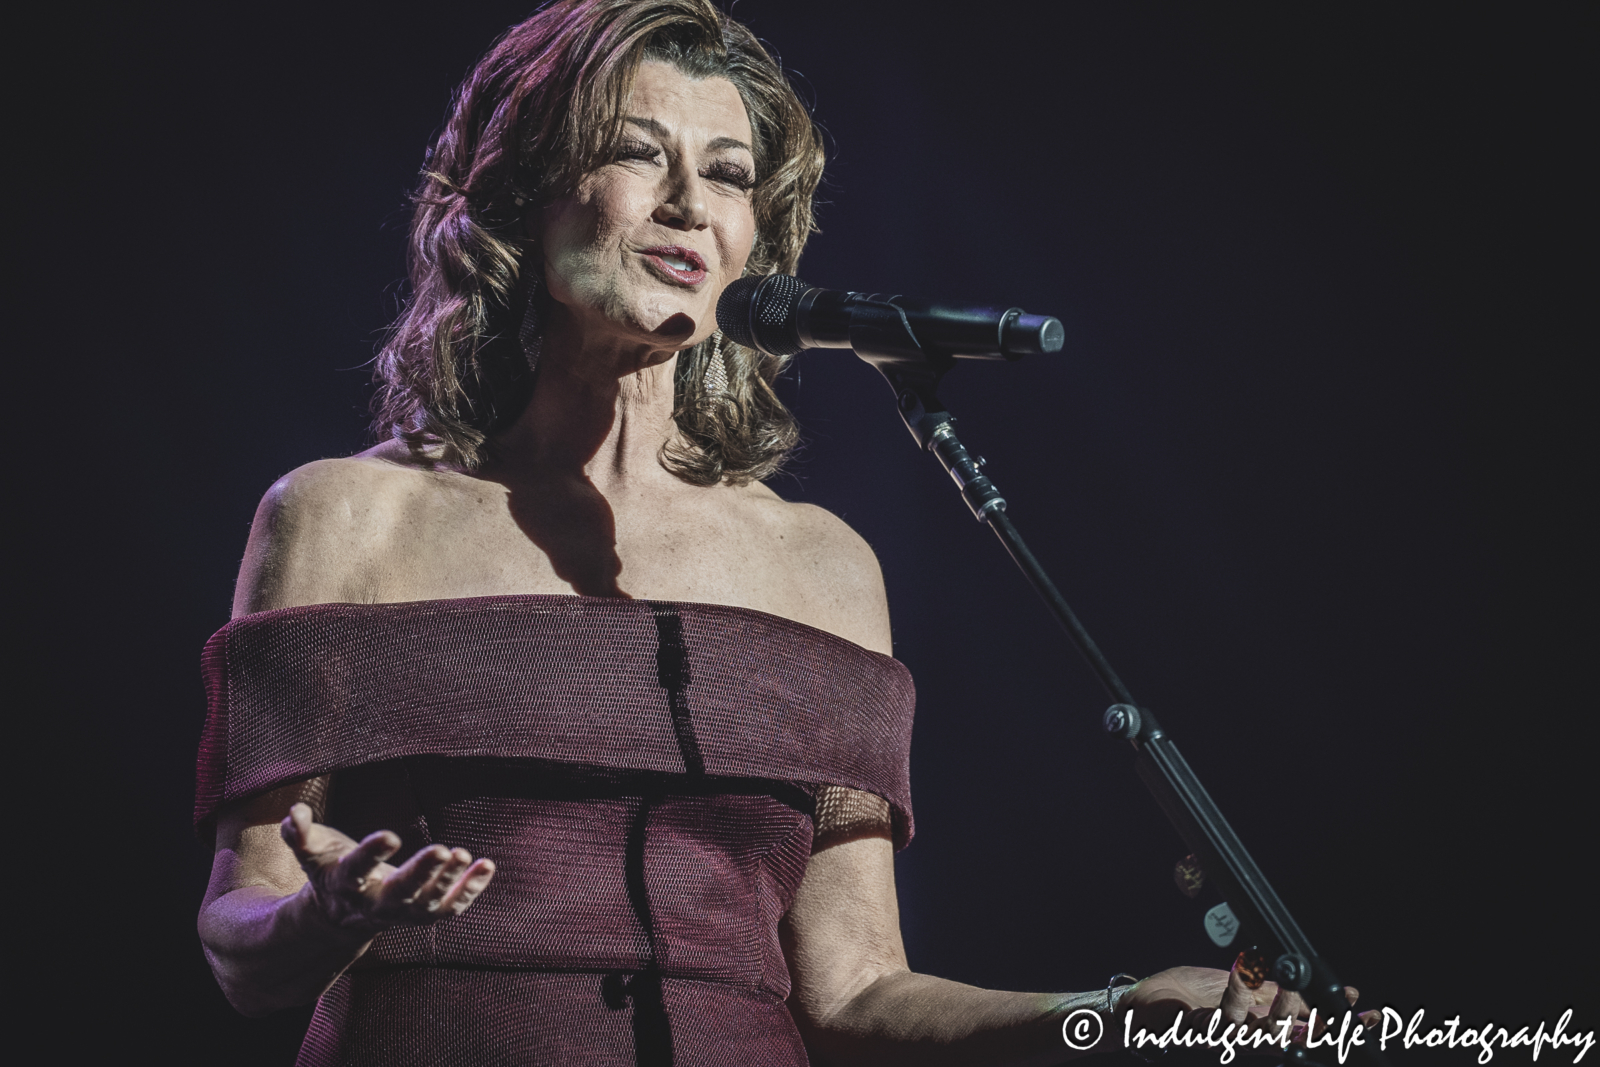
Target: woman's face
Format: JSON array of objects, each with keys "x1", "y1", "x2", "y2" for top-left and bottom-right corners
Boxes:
[{"x1": 537, "y1": 60, "x2": 758, "y2": 364}]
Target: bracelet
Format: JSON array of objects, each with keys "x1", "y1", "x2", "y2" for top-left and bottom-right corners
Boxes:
[
  {"x1": 1106, "y1": 974, "x2": 1169, "y2": 1062},
  {"x1": 1106, "y1": 972, "x2": 1142, "y2": 1014},
  {"x1": 1054, "y1": 973, "x2": 1144, "y2": 1018}
]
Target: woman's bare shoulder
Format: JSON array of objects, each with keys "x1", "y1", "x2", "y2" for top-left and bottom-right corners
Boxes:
[
  {"x1": 231, "y1": 442, "x2": 450, "y2": 616},
  {"x1": 738, "y1": 482, "x2": 894, "y2": 656}
]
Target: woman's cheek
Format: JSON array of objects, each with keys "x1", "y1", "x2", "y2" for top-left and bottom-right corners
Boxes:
[
  {"x1": 717, "y1": 210, "x2": 757, "y2": 280},
  {"x1": 589, "y1": 171, "x2": 652, "y2": 235}
]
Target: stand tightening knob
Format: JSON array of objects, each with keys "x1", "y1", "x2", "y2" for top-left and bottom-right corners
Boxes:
[
  {"x1": 1103, "y1": 704, "x2": 1141, "y2": 740},
  {"x1": 1273, "y1": 954, "x2": 1310, "y2": 990}
]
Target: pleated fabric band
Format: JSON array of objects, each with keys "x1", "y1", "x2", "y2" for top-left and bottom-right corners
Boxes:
[{"x1": 196, "y1": 594, "x2": 915, "y2": 845}]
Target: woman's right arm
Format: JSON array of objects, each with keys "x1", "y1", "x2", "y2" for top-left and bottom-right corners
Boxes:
[
  {"x1": 198, "y1": 780, "x2": 494, "y2": 1017},
  {"x1": 198, "y1": 459, "x2": 494, "y2": 1016}
]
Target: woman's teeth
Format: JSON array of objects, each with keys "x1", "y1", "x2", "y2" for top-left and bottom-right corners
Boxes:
[{"x1": 661, "y1": 254, "x2": 692, "y2": 271}]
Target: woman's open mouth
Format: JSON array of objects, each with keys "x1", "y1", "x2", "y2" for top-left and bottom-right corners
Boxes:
[{"x1": 640, "y1": 245, "x2": 708, "y2": 286}]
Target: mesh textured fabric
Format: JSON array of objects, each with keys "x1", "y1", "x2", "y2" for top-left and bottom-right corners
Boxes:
[
  {"x1": 812, "y1": 785, "x2": 894, "y2": 848},
  {"x1": 195, "y1": 595, "x2": 916, "y2": 1067},
  {"x1": 301, "y1": 970, "x2": 809, "y2": 1067}
]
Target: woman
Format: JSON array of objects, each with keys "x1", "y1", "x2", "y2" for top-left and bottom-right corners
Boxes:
[{"x1": 196, "y1": 2, "x2": 1344, "y2": 1063}]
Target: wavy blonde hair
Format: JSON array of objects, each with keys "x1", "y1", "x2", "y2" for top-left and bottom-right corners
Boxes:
[{"x1": 371, "y1": 0, "x2": 824, "y2": 483}]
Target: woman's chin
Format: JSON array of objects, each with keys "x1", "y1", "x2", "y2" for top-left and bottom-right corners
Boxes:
[
  {"x1": 651, "y1": 311, "x2": 698, "y2": 342},
  {"x1": 610, "y1": 298, "x2": 702, "y2": 348}
]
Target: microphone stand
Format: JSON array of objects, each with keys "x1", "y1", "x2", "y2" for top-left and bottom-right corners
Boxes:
[{"x1": 841, "y1": 300, "x2": 1383, "y2": 1067}]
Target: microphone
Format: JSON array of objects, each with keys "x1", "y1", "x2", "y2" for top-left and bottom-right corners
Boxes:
[{"x1": 716, "y1": 275, "x2": 1064, "y2": 362}]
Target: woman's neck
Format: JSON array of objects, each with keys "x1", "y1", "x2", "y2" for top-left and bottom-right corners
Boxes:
[{"x1": 491, "y1": 308, "x2": 685, "y2": 493}]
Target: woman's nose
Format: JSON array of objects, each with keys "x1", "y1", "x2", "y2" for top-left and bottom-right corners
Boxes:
[{"x1": 652, "y1": 169, "x2": 710, "y2": 231}]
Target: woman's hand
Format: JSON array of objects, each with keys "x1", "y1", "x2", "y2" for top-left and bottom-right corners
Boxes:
[
  {"x1": 199, "y1": 790, "x2": 499, "y2": 1016},
  {"x1": 281, "y1": 802, "x2": 497, "y2": 936},
  {"x1": 1122, "y1": 961, "x2": 1374, "y2": 1052}
]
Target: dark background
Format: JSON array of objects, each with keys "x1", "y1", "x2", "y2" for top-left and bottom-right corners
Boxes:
[{"x1": 24, "y1": 2, "x2": 1591, "y2": 1061}]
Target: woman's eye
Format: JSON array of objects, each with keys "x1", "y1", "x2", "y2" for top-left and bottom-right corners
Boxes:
[
  {"x1": 704, "y1": 162, "x2": 755, "y2": 190},
  {"x1": 617, "y1": 140, "x2": 661, "y2": 163}
]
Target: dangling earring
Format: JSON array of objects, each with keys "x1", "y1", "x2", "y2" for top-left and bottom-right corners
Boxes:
[
  {"x1": 519, "y1": 274, "x2": 543, "y2": 375},
  {"x1": 703, "y1": 331, "x2": 728, "y2": 394},
  {"x1": 514, "y1": 185, "x2": 543, "y2": 375}
]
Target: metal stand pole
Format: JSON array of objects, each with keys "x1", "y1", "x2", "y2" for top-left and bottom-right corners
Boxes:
[{"x1": 854, "y1": 323, "x2": 1383, "y2": 1067}]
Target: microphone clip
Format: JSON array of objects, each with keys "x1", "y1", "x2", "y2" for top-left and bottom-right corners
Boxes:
[{"x1": 833, "y1": 296, "x2": 954, "y2": 449}]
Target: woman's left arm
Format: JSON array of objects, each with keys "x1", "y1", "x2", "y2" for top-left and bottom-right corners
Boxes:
[
  {"x1": 783, "y1": 830, "x2": 1089, "y2": 1066},
  {"x1": 783, "y1": 834, "x2": 1326, "y2": 1066},
  {"x1": 777, "y1": 506, "x2": 1095, "y2": 1064},
  {"x1": 777, "y1": 504, "x2": 1327, "y2": 1065}
]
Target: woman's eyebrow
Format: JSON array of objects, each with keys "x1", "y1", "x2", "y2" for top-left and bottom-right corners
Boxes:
[
  {"x1": 623, "y1": 116, "x2": 751, "y2": 155},
  {"x1": 624, "y1": 116, "x2": 670, "y2": 139}
]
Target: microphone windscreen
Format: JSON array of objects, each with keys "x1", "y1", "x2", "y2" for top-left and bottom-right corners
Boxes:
[
  {"x1": 715, "y1": 277, "x2": 762, "y2": 350},
  {"x1": 716, "y1": 274, "x2": 813, "y2": 356}
]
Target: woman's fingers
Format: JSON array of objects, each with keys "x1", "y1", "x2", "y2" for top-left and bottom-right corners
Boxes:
[
  {"x1": 278, "y1": 804, "x2": 495, "y2": 926},
  {"x1": 408, "y1": 847, "x2": 468, "y2": 906},
  {"x1": 1268, "y1": 985, "x2": 1306, "y2": 1022},
  {"x1": 435, "y1": 858, "x2": 496, "y2": 916},
  {"x1": 376, "y1": 845, "x2": 454, "y2": 908},
  {"x1": 332, "y1": 830, "x2": 402, "y2": 892},
  {"x1": 280, "y1": 802, "x2": 321, "y2": 858},
  {"x1": 366, "y1": 846, "x2": 494, "y2": 920},
  {"x1": 282, "y1": 804, "x2": 371, "y2": 865},
  {"x1": 1220, "y1": 960, "x2": 1255, "y2": 1024},
  {"x1": 416, "y1": 849, "x2": 475, "y2": 909},
  {"x1": 1266, "y1": 984, "x2": 1313, "y2": 1042}
]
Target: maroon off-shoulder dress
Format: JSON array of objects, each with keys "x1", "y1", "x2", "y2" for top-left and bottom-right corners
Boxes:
[{"x1": 195, "y1": 595, "x2": 916, "y2": 1067}]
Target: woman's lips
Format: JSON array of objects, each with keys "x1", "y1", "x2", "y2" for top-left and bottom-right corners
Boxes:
[{"x1": 639, "y1": 245, "x2": 707, "y2": 285}]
